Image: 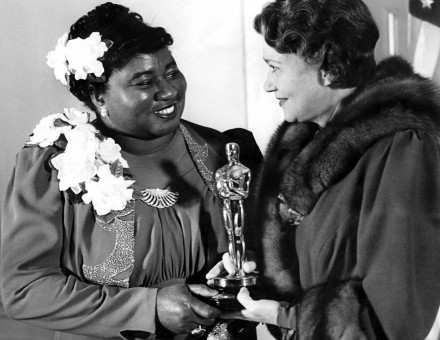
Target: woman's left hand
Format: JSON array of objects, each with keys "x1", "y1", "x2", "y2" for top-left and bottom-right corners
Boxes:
[{"x1": 220, "y1": 287, "x2": 281, "y2": 325}]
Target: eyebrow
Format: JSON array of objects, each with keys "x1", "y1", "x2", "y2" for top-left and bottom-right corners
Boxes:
[
  {"x1": 131, "y1": 60, "x2": 178, "y2": 80},
  {"x1": 263, "y1": 58, "x2": 280, "y2": 64}
]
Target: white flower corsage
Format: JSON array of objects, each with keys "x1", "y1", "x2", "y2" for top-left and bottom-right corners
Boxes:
[
  {"x1": 46, "y1": 32, "x2": 112, "y2": 85},
  {"x1": 26, "y1": 108, "x2": 134, "y2": 216}
]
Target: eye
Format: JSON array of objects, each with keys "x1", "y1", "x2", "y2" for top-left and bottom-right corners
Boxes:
[
  {"x1": 137, "y1": 79, "x2": 154, "y2": 88},
  {"x1": 165, "y1": 69, "x2": 181, "y2": 80},
  {"x1": 269, "y1": 65, "x2": 278, "y2": 72}
]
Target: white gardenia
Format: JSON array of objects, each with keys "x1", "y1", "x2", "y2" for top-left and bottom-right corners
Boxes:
[
  {"x1": 27, "y1": 113, "x2": 72, "y2": 147},
  {"x1": 97, "y1": 138, "x2": 128, "y2": 167},
  {"x1": 63, "y1": 108, "x2": 93, "y2": 126},
  {"x1": 83, "y1": 165, "x2": 134, "y2": 216},
  {"x1": 51, "y1": 149, "x2": 98, "y2": 194},
  {"x1": 28, "y1": 108, "x2": 133, "y2": 215},
  {"x1": 46, "y1": 32, "x2": 109, "y2": 85},
  {"x1": 46, "y1": 33, "x2": 70, "y2": 85},
  {"x1": 64, "y1": 32, "x2": 108, "y2": 81},
  {"x1": 52, "y1": 127, "x2": 99, "y2": 193}
]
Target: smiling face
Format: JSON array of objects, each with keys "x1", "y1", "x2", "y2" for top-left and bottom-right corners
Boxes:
[
  {"x1": 262, "y1": 42, "x2": 336, "y2": 124},
  {"x1": 97, "y1": 48, "x2": 187, "y2": 140}
]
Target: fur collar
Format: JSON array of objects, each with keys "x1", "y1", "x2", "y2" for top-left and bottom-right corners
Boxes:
[{"x1": 260, "y1": 56, "x2": 440, "y2": 217}]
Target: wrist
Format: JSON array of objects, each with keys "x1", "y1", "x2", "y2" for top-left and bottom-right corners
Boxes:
[{"x1": 277, "y1": 303, "x2": 298, "y2": 331}]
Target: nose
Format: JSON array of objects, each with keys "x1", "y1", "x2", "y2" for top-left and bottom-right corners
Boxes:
[
  {"x1": 263, "y1": 70, "x2": 276, "y2": 92},
  {"x1": 154, "y1": 79, "x2": 178, "y2": 101}
]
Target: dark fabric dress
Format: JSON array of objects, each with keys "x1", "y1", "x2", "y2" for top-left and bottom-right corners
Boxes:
[
  {"x1": 251, "y1": 57, "x2": 440, "y2": 339},
  {"x1": 0, "y1": 119, "x2": 262, "y2": 340}
]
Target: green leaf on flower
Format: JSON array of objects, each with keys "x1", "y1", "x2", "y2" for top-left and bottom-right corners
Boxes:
[
  {"x1": 48, "y1": 151, "x2": 64, "y2": 169},
  {"x1": 66, "y1": 188, "x2": 83, "y2": 204},
  {"x1": 96, "y1": 133, "x2": 105, "y2": 142},
  {"x1": 53, "y1": 118, "x2": 71, "y2": 128},
  {"x1": 123, "y1": 169, "x2": 133, "y2": 179},
  {"x1": 54, "y1": 135, "x2": 68, "y2": 150},
  {"x1": 110, "y1": 159, "x2": 124, "y2": 178},
  {"x1": 97, "y1": 210, "x2": 117, "y2": 224}
]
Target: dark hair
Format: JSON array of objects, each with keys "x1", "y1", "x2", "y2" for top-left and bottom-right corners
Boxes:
[
  {"x1": 67, "y1": 2, "x2": 173, "y2": 111},
  {"x1": 254, "y1": 0, "x2": 379, "y2": 88}
]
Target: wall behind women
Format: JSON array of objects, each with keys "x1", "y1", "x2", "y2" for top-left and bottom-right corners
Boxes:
[
  {"x1": 0, "y1": 0, "x2": 278, "y2": 338},
  {"x1": 0, "y1": 0, "x2": 282, "y2": 221}
]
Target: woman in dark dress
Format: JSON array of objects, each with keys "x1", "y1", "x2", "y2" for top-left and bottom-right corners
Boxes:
[
  {"x1": 0, "y1": 3, "x2": 261, "y2": 339},
  {"x1": 209, "y1": 0, "x2": 440, "y2": 338}
]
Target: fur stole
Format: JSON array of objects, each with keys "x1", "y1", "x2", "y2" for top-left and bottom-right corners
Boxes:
[{"x1": 249, "y1": 57, "x2": 440, "y2": 338}]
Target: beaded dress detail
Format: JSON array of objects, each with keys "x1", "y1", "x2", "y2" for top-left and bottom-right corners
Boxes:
[
  {"x1": 82, "y1": 124, "x2": 218, "y2": 288},
  {"x1": 83, "y1": 201, "x2": 135, "y2": 288}
]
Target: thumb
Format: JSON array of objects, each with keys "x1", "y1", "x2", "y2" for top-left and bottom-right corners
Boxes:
[{"x1": 236, "y1": 287, "x2": 253, "y2": 309}]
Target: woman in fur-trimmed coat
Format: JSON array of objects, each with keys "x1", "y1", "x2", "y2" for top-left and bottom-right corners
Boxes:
[{"x1": 207, "y1": 0, "x2": 440, "y2": 339}]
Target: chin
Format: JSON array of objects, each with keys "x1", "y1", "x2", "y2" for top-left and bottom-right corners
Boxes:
[
  {"x1": 153, "y1": 118, "x2": 181, "y2": 137},
  {"x1": 284, "y1": 115, "x2": 297, "y2": 123}
]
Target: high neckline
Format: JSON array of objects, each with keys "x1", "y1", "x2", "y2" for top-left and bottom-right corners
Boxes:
[
  {"x1": 121, "y1": 128, "x2": 182, "y2": 163},
  {"x1": 95, "y1": 121, "x2": 178, "y2": 155}
]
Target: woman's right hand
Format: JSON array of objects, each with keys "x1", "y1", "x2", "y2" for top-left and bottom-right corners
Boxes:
[
  {"x1": 156, "y1": 284, "x2": 221, "y2": 334},
  {"x1": 205, "y1": 252, "x2": 256, "y2": 285}
]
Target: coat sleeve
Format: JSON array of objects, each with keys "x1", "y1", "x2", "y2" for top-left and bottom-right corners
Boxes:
[
  {"x1": 0, "y1": 147, "x2": 157, "y2": 339},
  {"x1": 357, "y1": 130, "x2": 440, "y2": 339}
]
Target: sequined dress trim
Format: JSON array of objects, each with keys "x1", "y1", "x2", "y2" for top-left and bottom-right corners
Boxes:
[
  {"x1": 179, "y1": 124, "x2": 217, "y2": 197},
  {"x1": 82, "y1": 201, "x2": 135, "y2": 288},
  {"x1": 82, "y1": 125, "x2": 216, "y2": 288}
]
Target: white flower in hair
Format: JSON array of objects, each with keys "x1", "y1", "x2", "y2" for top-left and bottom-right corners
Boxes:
[
  {"x1": 46, "y1": 32, "x2": 109, "y2": 85},
  {"x1": 46, "y1": 33, "x2": 70, "y2": 85},
  {"x1": 82, "y1": 165, "x2": 134, "y2": 216},
  {"x1": 65, "y1": 32, "x2": 108, "y2": 80}
]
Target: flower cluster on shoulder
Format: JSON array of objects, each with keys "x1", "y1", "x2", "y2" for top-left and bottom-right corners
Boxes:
[
  {"x1": 46, "y1": 32, "x2": 112, "y2": 85},
  {"x1": 26, "y1": 108, "x2": 134, "y2": 216}
]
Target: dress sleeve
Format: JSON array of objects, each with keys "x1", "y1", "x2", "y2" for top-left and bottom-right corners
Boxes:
[
  {"x1": 0, "y1": 147, "x2": 157, "y2": 339},
  {"x1": 358, "y1": 130, "x2": 440, "y2": 339}
]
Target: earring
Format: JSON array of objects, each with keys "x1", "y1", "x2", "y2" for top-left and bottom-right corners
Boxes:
[{"x1": 100, "y1": 106, "x2": 108, "y2": 117}]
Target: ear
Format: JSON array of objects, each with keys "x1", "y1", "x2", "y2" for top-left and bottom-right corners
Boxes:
[
  {"x1": 320, "y1": 69, "x2": 333, "y2": 87},
  {"x1": 89, "y1": 85, "x2": 105, "y2": 111}
]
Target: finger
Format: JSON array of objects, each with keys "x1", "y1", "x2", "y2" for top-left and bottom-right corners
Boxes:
[
  {"x1": 220, "y1": 310, "x2": 248, "y2": 320},
  {"x1": 243, "y1": 261, "x2": 256, "y2": 273},
  {"x1": 222, "y1": 252, "x2": 236, "y2": 274},
  {"x1": 205, "y1": 261, "x2": 224, "y2": 279},
  {"x1": 186, "y1": 321, "x2": 202, "y2": 333},
  {"x1": 187, "y1": 284, "x2": 218, "y2": 297},
  {"x1": 236, "y1": 287, "x2": 255, "y2": 310},
  {"x1": 189, "y1": 296, "x2": 221, "y2": 319},
  {"x1": 190, "y1": 315, "x2": 218, "y2": 327}
]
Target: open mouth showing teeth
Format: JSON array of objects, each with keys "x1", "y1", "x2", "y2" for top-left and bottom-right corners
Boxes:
[{"x1": 154, "y1": 105, "x2": 175, "y2": 115}]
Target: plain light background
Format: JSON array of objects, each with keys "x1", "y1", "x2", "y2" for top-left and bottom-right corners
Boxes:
[
  {"x1": 0, "y1": 0, "x2": 437, "y2": 338},
  {"x1": 0, "y1": 0, "x2": 427, "y2": 220},
  {"x1": 0, "y1": 0, "x2": 285, "y2": 223}
]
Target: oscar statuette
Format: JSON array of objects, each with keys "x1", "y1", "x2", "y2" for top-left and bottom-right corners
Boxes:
[{"x1": 209, "y1": 142, "x2": 259, "y2": 310}]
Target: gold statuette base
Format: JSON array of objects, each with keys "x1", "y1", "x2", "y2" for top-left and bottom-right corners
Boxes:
[{"x1": 208, "y1": 273, "x2": 259, "y2": 310}]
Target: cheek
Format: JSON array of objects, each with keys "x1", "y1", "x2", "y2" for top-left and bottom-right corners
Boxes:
[
  {"x1": 176, "y1": 78, "x2": 187, "y2": 98},
  {"x1": 278, "y1": 75, "x2": 297, "y2": 96}
]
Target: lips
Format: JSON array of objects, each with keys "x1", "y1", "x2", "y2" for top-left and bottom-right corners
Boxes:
[
  {"x1": 278, "y1": 99, "x2": 287, "y2": 107},
  {"x1": 153, "y1": 104, "x2": 176, "y2": 118}
]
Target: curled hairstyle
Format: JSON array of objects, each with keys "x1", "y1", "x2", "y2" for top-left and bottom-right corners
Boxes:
[
  {"x1": 67, "y1": 2, "x2": 173, "y2": 110},
  {"x1": 254, "y1": 0, "x2": 379, "y2": 88}
]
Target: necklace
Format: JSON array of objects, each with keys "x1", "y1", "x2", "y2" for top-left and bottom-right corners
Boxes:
[
  {"x1": 128, "y1": 124, "x2": 214, "y2": 210},
  {"x1": 139, "y1": 188, "x2": 179, "y2": 208}
]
